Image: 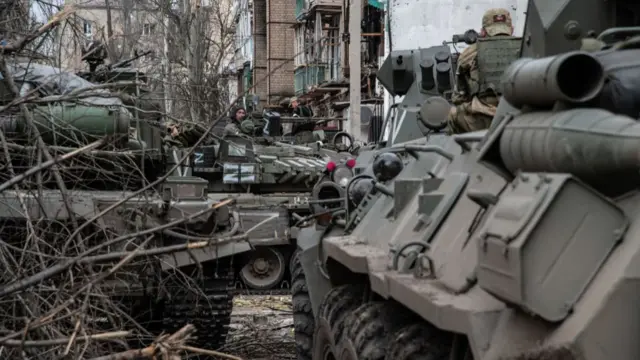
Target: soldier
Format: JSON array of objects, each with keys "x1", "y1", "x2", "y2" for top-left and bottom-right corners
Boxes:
[
  {"x1": 224, "y1": 107, "x2": 251, "y2": 137},
  {"x1": 447, "y1": 8, "x2": 514, "y2": 134},
  {"x1": 290, "y1": 97, "x2": 313, "y2": 117},
  {"x1": 290, "y1": 97, "x2": 315, "y2": 135}
]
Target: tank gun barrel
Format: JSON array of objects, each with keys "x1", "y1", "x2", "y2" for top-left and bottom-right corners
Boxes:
[
  {"x1": 501, "y1": 51, "x2": 605, "y2": 108},
  {"x1": 110, "y1": 50, "x2": 153, "y2": 70},
  {"x1": 499, "y1": 108, "x2": 640, "y2": 178},
  {"x1": 0, "y1": 106, "x2": 130, "y2": 146}
]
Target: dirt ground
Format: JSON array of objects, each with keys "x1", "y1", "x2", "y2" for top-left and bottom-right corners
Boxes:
[{"x1": 220, "y1": 295, "x2": 295, "y2": 360}]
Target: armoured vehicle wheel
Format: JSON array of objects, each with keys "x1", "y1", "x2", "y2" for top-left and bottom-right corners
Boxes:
[
  {"x1": 240, "y1": 247, "x2": 286, "y2": 290},
  {"x1": 291, "y1": 250, "x2": 314, "y2": 360},
  {"x1": 385, "y1": 323, "x2": 452, "y2": 360},
  {"x1": 162, "y1": 267, "x2": 234, "y2": 350},
  {"x1": 290, "y1": 248, "x2": 301, "y2": 273},
  {"x1": 343, "y1": 302, "x2": 413, "y2": 360},
  {"x1": 312, "y1": 284, "x2": 365, "y2": 360}
]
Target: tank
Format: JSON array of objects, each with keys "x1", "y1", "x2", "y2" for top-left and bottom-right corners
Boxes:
[
  {"x1": 162, "y1": 91, "x2": 360, "y2": 295},
  {"x1": 165, "y1": 134, "x2": 356, "y2": 294},
  {"x1": 292, "y1": 2, "x2": 640, "y2": 360},
  {"x1": 0, "y1": 60, "x2": 237, "y2": 355}
]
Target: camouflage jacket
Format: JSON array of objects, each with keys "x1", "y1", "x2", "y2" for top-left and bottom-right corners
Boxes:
[
  {"x1": 223, "y1": 119, "x2": 254, "y2": 138},
  {"x1": 224, "y1": 121, "x2": 242, "y2": 136},
  {"x1": 453, "y1": 44, "x2": 479, "y2": 104}
]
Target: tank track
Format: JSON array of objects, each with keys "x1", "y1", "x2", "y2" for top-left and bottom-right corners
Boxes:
[
  {"x1": 162, "y1": 269, "x2": 234, "y2": 350},
  {"x1": 232, "y1": 281, "x2": 291, "y2": 296}
]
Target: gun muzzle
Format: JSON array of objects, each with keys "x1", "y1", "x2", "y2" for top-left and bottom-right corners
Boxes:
[
  {"x1": 501, "y1": 51, "x2": 605, "y2": 108},
  {"x1": 311, "y1": 180, "x2": 345, "y2": 215}
]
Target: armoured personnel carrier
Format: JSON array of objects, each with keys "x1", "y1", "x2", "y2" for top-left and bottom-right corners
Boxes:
[
  {"x1": 0, "y1": 61, "x2": 237, "y2": 350},
  {"x1": 293, "y1": 1, "x2": 640, "y2": 359},
  {"x1": 290, "y1": 38, "x2": 467, "y2": 359}
]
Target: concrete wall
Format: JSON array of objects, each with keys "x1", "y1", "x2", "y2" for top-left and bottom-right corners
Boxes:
[
  {"x1": 252, "y1": 0, "x2": 268, "y2": 103},
  {"x1": 247, "y1": 0, "x2": 295, "y2": 105}
]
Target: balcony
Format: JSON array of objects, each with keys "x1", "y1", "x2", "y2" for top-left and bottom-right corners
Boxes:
[{"x1": 294, "y1": 64, "x2": 326, "y2": 95}]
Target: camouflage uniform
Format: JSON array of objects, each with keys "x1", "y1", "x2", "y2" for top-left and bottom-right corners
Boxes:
[
  {"x1": 224, "y1": 107, "x2": 252, "y2": 137},
  {"x1": 224, "y1": 121, "x2": 243, "y2": 136},
  {"x1": 447, "y1": 8, "x2": 513, "y2": 134},
  {"x1": 224, "y1": 119, "x2": 255, "y2": 138}
]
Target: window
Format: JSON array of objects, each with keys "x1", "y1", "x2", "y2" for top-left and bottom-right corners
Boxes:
[
  {"x1": 142, "y1": 23, "x2": 156, "y2": 36},
  {"x1": 83, "y1": 21, "x2": 92, "y2": 37}
]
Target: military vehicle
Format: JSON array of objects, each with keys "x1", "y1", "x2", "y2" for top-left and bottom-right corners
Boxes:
[
  {"x1": 0, "y1": 60, "x2": 238, "y2": 350},
  {"x1": 289, "y1": 35, "x2": 466, "y2": 359},
  {"x1": 292, "y1": 1, "x2": 640, "y2": 359},
  {"x1": 75, "y1": 42, "x2": 359, "y2": 297},
  {"x1": 159, "y1": 90, "x2": 359, "y2": 294},
  {"x1": 179, "y1": 125, "x2": 356, "y2": 293}
]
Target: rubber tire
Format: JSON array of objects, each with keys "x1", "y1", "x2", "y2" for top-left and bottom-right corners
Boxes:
[
  {"x1": 385, "y1": 323, "x2": 452, "y2": 360},
  {"x1": 312, "y1": 284, "x2": 366, "y2": 360},
  {"x1": 290, "y1": 248, "x2": 301, "y2": 275},
  {"x1": 344, "y1": 302, "x2": 414, "y2": 360},
  {"x1": 291, "y1": 250, "x2": 313, "y2": 360}
]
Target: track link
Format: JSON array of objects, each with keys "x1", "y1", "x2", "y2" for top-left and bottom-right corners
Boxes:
[
  {"x1": 232, "y1": 277, "x2": 291, "y2": 296},
  {"x1": 162, "y1": 269, "x2": 234, "y2": 350},
  {"x1": 232, "y1": 287, "x2": 291, "y2": 296}
]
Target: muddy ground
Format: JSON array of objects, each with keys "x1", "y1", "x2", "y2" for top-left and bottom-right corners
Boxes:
[{"x1": 220, "y1": 295, "x2": 295, "y2": 360}]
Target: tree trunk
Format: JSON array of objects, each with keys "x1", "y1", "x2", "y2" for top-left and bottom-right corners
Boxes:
[
  {"x1": 104, "y1": 0, "x2": 117, "y2": 63},
  {"x1": 186, "y1": 0, "x2": 203, "y2": 124},
  {"x1": 162, "y1": 5, "x2": 173, "y2": 119}
]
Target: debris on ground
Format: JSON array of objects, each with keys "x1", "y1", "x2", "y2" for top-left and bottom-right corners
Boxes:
[{"x1": 222, "y1": 295, "x2": 295, "y2": 360}]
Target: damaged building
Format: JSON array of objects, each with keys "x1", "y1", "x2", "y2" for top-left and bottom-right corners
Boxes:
[
  {"x1": 231, "y1": 0, "x2": 385, "y2": 141},
  {"x1": 232, "y1": 0, "x2": 297, "y2": 107}
]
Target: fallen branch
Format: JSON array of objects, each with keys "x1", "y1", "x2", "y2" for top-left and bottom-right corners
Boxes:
[
  {"x1": 85, "y1": 324, "x2": 242, "y2": 360},
  {"x1": 0, "y1": 5, "x2": 76, "y2": 53},
  {"x1": 0, "y1": 330, "x2": 129, "y2": 347},
  {"x1": 0, "y1": 138, "x2": 108, "y2": 193},
  {"x1": 179, "y1": 345, "x2": 244, "y2": 360}
]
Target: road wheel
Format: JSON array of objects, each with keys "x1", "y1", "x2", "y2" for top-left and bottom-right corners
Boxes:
[
  {"x1": 239, "y1": 247, "x2": 286, "y2": 290},
  {"x1": 312, "y1": 284, "x2": 365, "y2": 360}
]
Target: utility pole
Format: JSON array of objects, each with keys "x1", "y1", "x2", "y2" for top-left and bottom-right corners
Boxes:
[{"x1": 348, "y1": 0, "x2": 361, "y2": 141}]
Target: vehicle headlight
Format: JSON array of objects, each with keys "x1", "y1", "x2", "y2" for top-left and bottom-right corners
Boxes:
[{"x1": 332, "y1": 166, "x2": 354, "y2": 187}]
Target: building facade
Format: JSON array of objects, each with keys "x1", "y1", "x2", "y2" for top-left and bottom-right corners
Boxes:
[{"x1": 232, "y1": 0, "x2": 296, "y2": 107}]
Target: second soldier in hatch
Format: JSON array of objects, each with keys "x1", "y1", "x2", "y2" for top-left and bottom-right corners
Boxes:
[
  {"x1": 224, "y1": 107, "x2": 253, "y2": 137},
  {"x1": 447, "y1": 8, "x2": 514, "y2": 134}
]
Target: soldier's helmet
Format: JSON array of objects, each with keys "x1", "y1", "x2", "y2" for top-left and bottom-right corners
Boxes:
[
  {"x1": 482, "y1": 8, "x2": 513, "y2": 36},
  {"x1": 240, "y1": 119, "x2": 255, "y2": 134}
]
